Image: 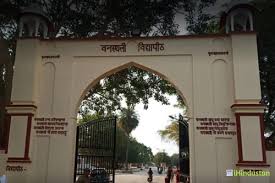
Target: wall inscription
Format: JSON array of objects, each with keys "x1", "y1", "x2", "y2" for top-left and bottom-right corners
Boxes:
[
  {"x1": 208, "y1": 51, "x2": 229, "y2": 56},
  {"x1": 100, "y1": 43, "x2": 126, "y2": 53},
  {"x1": 196, "y1": 117, "x2": 236, "y2": 136},
  {"x1": 137, "y1": 42, "x2": 165, "y2": 52},
  {"x1": 100, "y1": 42, "x2": 165, "y2": 53},
  {"x1": 34, "y1": 118, "x2": 68, "y2": 136},
  {"x1": 6, "y1": 165, "x2": 26, "y2": 172}
]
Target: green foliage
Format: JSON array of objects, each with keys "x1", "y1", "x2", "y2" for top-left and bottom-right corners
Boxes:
[
  {"x1": 0, "y1": 0, "x2": 178, "y2": 39},
  {"x1": 179, "y1": 0, "x2": 217, "y2": 34},
  {"x1": 80, "y1": 66, "x2": 182, "y2": 116},
  {"x1": 158, "y1": 121, "x2": 179, "y2": 145},
  {"x1": 253, "y1": 1, "x2": 275, "y2": 136},
  {"x1": 118, "y1": 106, "x2": 139, "y2": 169},
  {"x1": 153, "y1": 152, "x2": 171, "y2": 166},
  {"x1": 77, "y1": 113, "x2": 103, "y2": 125},
  {"x1": 170, "y1": 153, "x2": 179, "y2": 166},
  {"x1": 0, "y1": 0, "x2": 218, "y2": 39},
  {"x1": 128, "y1": 137, "x2": 154, "y2": 164},
  {"x1": 118, "y1": 106, "x2": 139, "y2": 135}
]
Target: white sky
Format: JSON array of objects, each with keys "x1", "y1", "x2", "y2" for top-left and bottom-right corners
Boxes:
[{"x1": 130, "y1": 96, "x2": 183, "y2": 156}]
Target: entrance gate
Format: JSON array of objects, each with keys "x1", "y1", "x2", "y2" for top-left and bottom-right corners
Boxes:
[
  {"x1": 1, "y1": 25, "x2": 271, "y2": 183},
  {"x1": 74, "y1": 117, "x2": 117, "y2": 183}
]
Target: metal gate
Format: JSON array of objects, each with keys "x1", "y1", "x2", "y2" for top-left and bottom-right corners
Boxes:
[{"x1": 74, "y1": 117, "x2": 117, "y2": 183}]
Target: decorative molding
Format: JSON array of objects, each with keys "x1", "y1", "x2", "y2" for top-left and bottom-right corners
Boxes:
[
  {"x1": 235, "y1": 113, "x2": 267, "y2": 166},
  {"x1": 35, "y1": 32, "x2": 257, "y2": 42},
  {"x1": 6, "y1": 114, "x2": 33, "y2": 164},
  {"x1": 231, "y1": 104, "x2": 266, "y2": 113},
  {"x1": 231, "y1": 103, "x2": 265, "y2": 108},
  {"x1": 7, "y1": 158, "x2": 31, "y2": 163},
  {"x1": 236, "y1": 163, "x2": 270, "y2": 167},
  {"x1": 6, "y1": 104, "x2": 37, "y2": 109},
  {"x1": 6, "y1": 104, "x2": 37, "y2": 115}
]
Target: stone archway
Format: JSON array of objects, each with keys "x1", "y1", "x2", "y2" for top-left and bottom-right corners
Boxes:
[
  {"x1": 73, "y1": 61, "x2": 192, "y2": 182},
  {"x1": 0, "y1": 33, "x2": 269, "y2": 183}
]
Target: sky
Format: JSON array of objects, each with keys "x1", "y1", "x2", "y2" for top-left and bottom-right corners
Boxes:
[{"x1": 130, "y1": 96, "x2": 183, "y2": 156}]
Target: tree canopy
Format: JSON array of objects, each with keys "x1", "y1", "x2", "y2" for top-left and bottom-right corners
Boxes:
[
  {"x1": 153, "y1": 151, "x2": 171, "y2": 166},
  {"x1": 158, "y1": 121, "x2": 179, "y2": 145},
  {"x1": 0, "y1": 0, "x2": 217, "y2": 40},
  {"x1": 118, "y1": 107, "x2": 139, "y2": 135},
  {"x1": 80, "y1": 66, "x2": 183, "y2": 116},
  {"x1": 253, "y1": 0, "x2": 275, "y2": 134}
]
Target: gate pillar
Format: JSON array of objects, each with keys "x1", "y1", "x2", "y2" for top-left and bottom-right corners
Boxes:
[
  {"x1": 231, "y1": 33, "x2": 270, "y2": 182},
  {"x1": 4, "y1": 38, "x2": 40, "y2": 182}
]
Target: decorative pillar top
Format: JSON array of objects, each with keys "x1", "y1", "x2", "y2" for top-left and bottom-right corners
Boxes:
[
  {"x1": 220, "y1": 2, "x2": 259, "y2": 33},
  {"x1": 18, "y1": 3, "x2": 52, "y2": 38}
]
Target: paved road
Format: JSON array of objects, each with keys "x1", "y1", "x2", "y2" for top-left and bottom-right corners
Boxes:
[
  {"x1": 115, "y1": 167, "x2": 175, "y2": 183},
  {"x1": 115, "y1": 174, "x2": 166, "y2": 183}
]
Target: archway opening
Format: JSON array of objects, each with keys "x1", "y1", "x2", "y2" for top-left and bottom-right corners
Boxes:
[{"x1": 74, "y1": 63, "x2": 190, "y2": 183}]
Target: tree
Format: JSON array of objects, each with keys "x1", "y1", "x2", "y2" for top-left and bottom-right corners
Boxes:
[
  {"x1": 253, "y1": 1, "x2": 275, "y2": 138},
  {"x1": 158, "y1": 121, "x2": 179, "y2": 145},
  {"x1": 0, "y1": 0, "x2": 217, "y2": 39},
  {"x1": 80, "y1": 66, "x2": 182, "y2": 116},
  {"x1": 118, "y1": 107, "x2": 139, "y2": 170},
  {"x1": 170, "y1": 153, "x2": 179, "y2": 166},
  {"x1": 158, "y1": 104, "x2": 187, "y2": 145},
  {"x1": 153, "y1": 152, "x2": 171, "y2": 166},
  {"x1": 0, "y1": 41, "x2": 13, "y2": 149},
  {"x1": 77, "y1": 113, "x2": 103, "y2": 125},
  {"x1": 179, "y1": 0, "x2": 217, "y2": 34},
  {"x1": 128, "y1": 137, "x2": 153, "y2": 164}
]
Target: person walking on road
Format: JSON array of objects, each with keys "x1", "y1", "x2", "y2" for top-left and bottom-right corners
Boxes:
[
  {"x1": 176, "y1": 169, "x2": 180, "y2": 183},
  {"x1": 147, "y1": 168, "x2": 153, "y2": 182},
  {"x1": 167, "y1": 166, "x2": 172, "y2": 183}
]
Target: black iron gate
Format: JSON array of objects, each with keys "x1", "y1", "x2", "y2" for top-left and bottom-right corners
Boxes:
[{"x1": 74, "y1": 117, "x2": 117, "y2": 183}]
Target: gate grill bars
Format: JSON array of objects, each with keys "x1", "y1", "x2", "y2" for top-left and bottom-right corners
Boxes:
[{"x1": 74, "y1": 117, "x2": 117, "y2": 183}]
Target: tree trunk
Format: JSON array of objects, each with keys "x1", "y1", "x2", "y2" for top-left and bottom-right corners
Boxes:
[{"x1": 125, "y1": 136, "x2": 129, "y2": 170}]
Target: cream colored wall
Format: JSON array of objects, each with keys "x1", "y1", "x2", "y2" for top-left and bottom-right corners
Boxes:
[
  {"x1": 231, "y1": 34, "x2": 262, "y2": 101},
  {"x1": 11, "y1": 39, "x2": 41, "y2": 102},
  {"x1": 8, "y1": 116, "x2": 28, "y2": 157},
  {"x1": 3, "y1": 33, "x2": 267, "y2": 183},
  {"x1": 37, "y1": 36, "x2": 236, "y2": 183},
  {"x1": 240, "y1": 116, "x2": 263, "y2": 161},
  {"x1": 267, "y1": 151, "x2": 275, "y2": 183}
]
